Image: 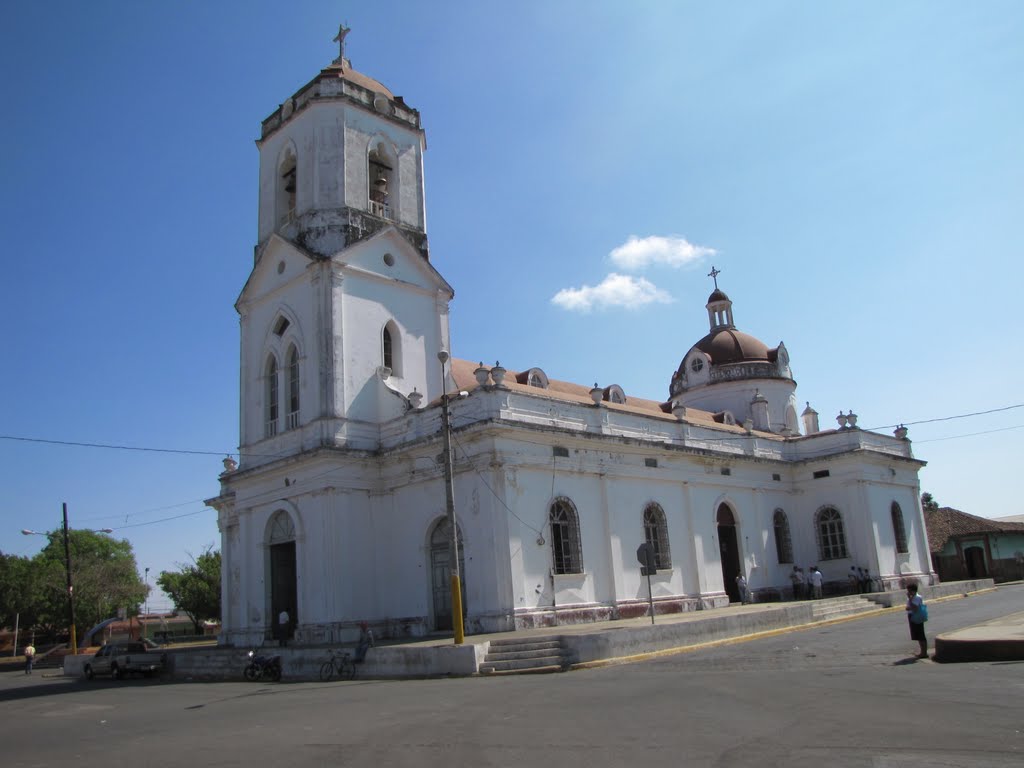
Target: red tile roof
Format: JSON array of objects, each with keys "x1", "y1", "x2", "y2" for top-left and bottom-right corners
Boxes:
[{"x1": 924, "y1": 506, "x2": 1024, "y2": 553}]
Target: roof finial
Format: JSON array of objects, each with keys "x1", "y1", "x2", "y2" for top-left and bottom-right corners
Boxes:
[
  {"x1": 333, "y1": 22, "x2": 351, "y2": 66},
  {"x1": 707, "y1": 265, "x2": 721, "y2": 289}
]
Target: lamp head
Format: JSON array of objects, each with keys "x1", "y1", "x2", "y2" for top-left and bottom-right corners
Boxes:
[{"x1": 437, "y1": 350, "x2": 450, "y2": 364}]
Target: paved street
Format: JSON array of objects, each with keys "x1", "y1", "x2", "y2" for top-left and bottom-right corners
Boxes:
[{"x1": 3, "y1": 585, "x2": 1022, "y2": 767}]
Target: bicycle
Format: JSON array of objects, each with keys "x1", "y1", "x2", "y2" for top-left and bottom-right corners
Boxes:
[{"x1": 319, "y1": 649, "x2": 356, "y2": 681}]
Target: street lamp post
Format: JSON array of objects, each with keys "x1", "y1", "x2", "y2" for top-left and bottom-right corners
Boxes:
[
  {"x1": 22, "y1": 502, "x2": 113, "y2": 655},
  {"x1": 437, "y1": 350, "x2": 464, "y2": 645}
]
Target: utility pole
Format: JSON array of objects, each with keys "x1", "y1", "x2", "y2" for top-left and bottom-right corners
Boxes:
[
  {"x1": 437, "y1": 351, "x2": 464, "y2": 645},
  {"x1": 62, "y1": 502, "x2": 78, "y2": 655}
]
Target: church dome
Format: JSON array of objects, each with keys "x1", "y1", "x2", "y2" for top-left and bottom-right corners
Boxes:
[
  {"x1": 693, "y1": 328, "x2": 771, "y2": 365},
  {"x1": 708, "y1": 288, "x2": 730, "y2": 303}
]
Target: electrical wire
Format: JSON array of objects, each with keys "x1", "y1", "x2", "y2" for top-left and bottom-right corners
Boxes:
[
  {"x1": 0, "y1": 434, "x2": 287, "y2": 460},
  {"x1": 449, "y1": 430, "x2": 545, "y2": 537}
]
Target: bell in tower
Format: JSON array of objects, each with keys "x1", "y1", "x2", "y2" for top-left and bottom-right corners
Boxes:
[{"x1": 254, "y1": 26, "x2": 428, "y2": 260}]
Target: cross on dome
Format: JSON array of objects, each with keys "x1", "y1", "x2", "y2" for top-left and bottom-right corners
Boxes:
[{"x1": 707, "y1": 266, "x2": 722, "y2": 289}]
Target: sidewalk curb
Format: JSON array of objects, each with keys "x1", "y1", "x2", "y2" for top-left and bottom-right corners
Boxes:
[{"x1": 569, "y1": 591, "x2": 981, "y2": 671}]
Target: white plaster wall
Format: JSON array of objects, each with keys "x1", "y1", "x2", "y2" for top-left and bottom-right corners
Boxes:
[
  {"x1": 238, "y1": 245, "x2": 321, "y2": 456},
  {"x1": 680, "y1": 378, "x2": 798, "y2": 433}
]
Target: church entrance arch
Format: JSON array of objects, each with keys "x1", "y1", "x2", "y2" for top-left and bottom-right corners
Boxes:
[
  {"x1": 267, "y1": 511, "x2": 298, "y2": 643},
  {"x1": 717, "y1": 504, "x2": 741, "y2": 603},
  {"x1": 429, "y1": 517, "x2": 466, "y2": 632}
]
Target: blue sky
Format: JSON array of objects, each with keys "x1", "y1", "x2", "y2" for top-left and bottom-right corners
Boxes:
[{"x1": 2, "y1": 2, "x2": 1022, "y2": 608}]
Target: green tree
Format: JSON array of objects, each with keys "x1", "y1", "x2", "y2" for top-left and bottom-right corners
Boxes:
[
  {"x1": 157, "y1": 548, "x2": 221, "y2": 634},
  {"x1": 921, "y1": 492, "x2": 940, "y2": 513},
  {"x1": 32, "y1": 530, "x2": 148, "y2": 642},
  {"x1": 0, "y1": 552, "x2": 43, "y2": 632}
]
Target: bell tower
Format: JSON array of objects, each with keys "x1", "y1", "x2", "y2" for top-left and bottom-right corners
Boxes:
[{"x1": 254, "y1": 25, "x2": 429, "y2": 260}]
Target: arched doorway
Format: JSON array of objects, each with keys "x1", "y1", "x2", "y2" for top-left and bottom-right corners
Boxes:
[
  {"x1": 267, "y1": 511, "x2": 297, "y2": 643},
  {"x1": 717, "y1": 504, "x2": 741, "y2": 603},
  {"x1": 429, "y1": 518, "x2": 466, "y2": 632}
]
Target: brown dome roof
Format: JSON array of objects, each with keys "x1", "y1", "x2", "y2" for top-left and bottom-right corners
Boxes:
[
  {"x1": 707, "y1": 288, "x2": 730, "y2": 303},
  {"x1": 316, "y1": 62, "x2": 395, "y2": 98},
  {"x1": 694, "y1": 328, "x2": 770, "y2": 365}
]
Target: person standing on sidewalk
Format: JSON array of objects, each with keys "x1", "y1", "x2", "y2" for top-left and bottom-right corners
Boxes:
[
  {"x1": 810, "y1": 566, "x2": 823, "y2": 599},
  {"x1": 278, "y1": 610, "x2": 290, "y2": 647},
  {"x1": 23, "y1": 642, "x2": 36, "y2": 675},
  {"x1": 736, "y1": 573, "x2": 751, "y2": 604},
  {"x1": 905, "y1": 582, "x2": 929, "y2": 659},
  {"x1": 790, "y1": 566, "x2": 804, "y2": 600}
]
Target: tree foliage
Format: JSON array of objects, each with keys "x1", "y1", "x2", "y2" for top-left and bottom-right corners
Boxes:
[
  {"x1": 0, "y1": 552, "x2": 42, "y2": 632},
  {"x1": 157, "y1": 548, "x2": 221, "y2": 634},
  {"x1": 32, "y1": 530, "x2": 149, "y2": 640},
  {"x1": 921, "y1": 492, "x2": 940, "y2": 513},
  {"x1": 1, "y1": 531, "x2": 148, "y2": 641}
]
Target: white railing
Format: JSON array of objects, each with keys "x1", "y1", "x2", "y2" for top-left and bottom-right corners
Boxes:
[
  {"x1": 265, "y1": 420, "x2": 278, "y2": 438},
  {"x1": 369, "y1": 200, "x2": 392, "y2": 219},
  {"x1": 286, "y1": 411, "x2": 299, "y2": 430}
]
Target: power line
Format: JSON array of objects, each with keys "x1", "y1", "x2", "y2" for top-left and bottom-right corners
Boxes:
[
  {"x1": 913, "y1": 423, "x2": 1024, "y2": 444},
  {"x1": 864, "y1": 403, "x2": 1024, "y2": 432},
  {"x1": 0, "y1": 434, "x2": 287, "y2": 460}
]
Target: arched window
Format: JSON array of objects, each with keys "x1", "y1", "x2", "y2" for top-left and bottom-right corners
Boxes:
[
  {"x1": 265, "y1": 355, "x2": 279, "y2": 437},
  {"x1": 368, "y1": 143, "x2": 394, "y2": 220},
  {"x1": 382, "y1": 321, "x2": 401, "y2": 376},
  {"x1": 382, "y1": 327, "x2": 393, "y2": 370},
  {"x1": 549, "y1": 498, "x2": 583, "y2": 575},
  {"x1": 529, "y1": 372, "x2": 544, "y2": 388},
  {"x1": 268, "y1": 510, "x2": 296, "y2": 544},
  {"x1": 816, "y1": 506, "x2": 848, "y2": 561},
  {"x1": 891, "y1": 502, "x2": 909, "y2": 554},
  {"x1": 773, "y1": 509, "x2": 793, "y2": 564},
  {"x1": 276, "y1": 148, "x2": 297, "y2": 227},
  {"x1": 286, "y1": 345, "x2": 300, "y2": 430},
  {"x1": 643, "y1": 503, "x2": 671, "y2": 570}
]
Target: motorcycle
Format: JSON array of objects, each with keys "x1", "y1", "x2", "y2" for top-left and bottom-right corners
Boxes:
[{"x1": 244, "y1": 649, "x2": 282, "y2": 682}]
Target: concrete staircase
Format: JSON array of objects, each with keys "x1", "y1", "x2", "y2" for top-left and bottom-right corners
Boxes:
[
  {"x1": 479, "y1": 636, "x2": 570, "y2": 675},
  {"x1": 810, "y1": 594, "x2": 881, "y2": 622}
]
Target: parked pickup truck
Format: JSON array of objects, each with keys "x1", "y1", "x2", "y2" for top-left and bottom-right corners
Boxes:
[{"x1": 83, "y1": 642, "x2": 166, "y2": 680}]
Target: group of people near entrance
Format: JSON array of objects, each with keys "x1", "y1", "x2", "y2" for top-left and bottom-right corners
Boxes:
[
  {"x1": 789, "y1": 565, "x2": 824, "y2": 600},
  {"x1": 847, "y1": 566, "x2": 877, "y2": 594}
]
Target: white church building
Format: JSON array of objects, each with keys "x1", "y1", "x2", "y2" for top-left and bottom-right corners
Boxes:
[{"x1": 207, "y1": 30, "x2": 934, "y2": 647}]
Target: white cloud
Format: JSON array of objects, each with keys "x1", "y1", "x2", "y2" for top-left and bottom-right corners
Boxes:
[
  {"x1": 551, "y1": 273, "x2": 673, "y2": 313},
  {"x1": 608, "y1": 235, "x2": 716, "y2": 271}
]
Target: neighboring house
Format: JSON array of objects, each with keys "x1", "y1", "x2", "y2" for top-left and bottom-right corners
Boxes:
[
  {"x1": 925, "y1": 507, "x2": 1024, "y2": 583},
  {"x1": 205, "y1": 27, "x2": 935, "y2": 648}
]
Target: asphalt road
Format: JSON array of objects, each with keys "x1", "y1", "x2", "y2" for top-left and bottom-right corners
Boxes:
[{"x1": 3, "y1": 585, "x2": 1022, "y2": 768}]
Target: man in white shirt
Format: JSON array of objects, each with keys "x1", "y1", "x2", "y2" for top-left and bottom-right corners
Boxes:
[
  {"x1": 278, "y1": 610, "x2": 290, "y2": 647},
  {"x1": 810, "y1": 567, "x2": 823, "y2": 599}
]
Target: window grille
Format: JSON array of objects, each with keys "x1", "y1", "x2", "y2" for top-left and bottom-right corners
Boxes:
[
  {"x1": 816, "y1": 507, "x2": 848, "y2": 560},
  {"x1": 550, "y1": 499, "x2": 583, "y2": 575},
  {"x1": 773, "y1": 509, "x2": 793, "y2": 564},
  {"x1": 891, "y1": 502, "x2": 909, "y2": 554},
  {"x1": 643, "y1": 504, "x2": 671, "y2": 570}
]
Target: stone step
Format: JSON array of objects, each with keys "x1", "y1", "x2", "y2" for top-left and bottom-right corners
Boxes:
[
  {"x1": 485, "y1": 641, "x2": 562, "y2": 654},
  {"x1": 479, "y1": 664, "x2": 564, "y2": 676},
  {"x1": 488, "y1": 636, "x2": 562, "y2": 647},
  {"x1": 485, "y1": 648, "x2": 567, "y2": 662},
  {"x1": 479, "y1": 654, "x2": 566, "y2": 673}
]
